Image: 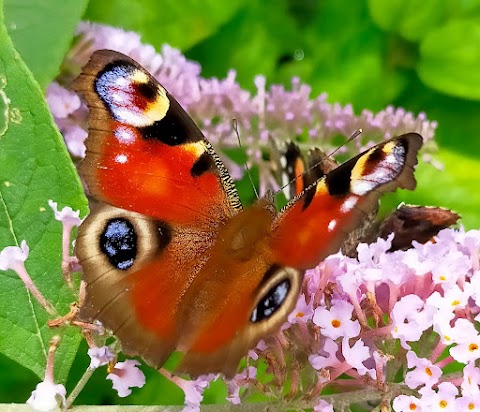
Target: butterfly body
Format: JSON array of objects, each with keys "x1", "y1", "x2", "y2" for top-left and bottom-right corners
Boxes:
[{"x1": 74, "y1": 50, "x2": 422, "y2": 377}]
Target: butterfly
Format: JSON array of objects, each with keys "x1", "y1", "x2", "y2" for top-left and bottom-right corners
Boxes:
[{"x1": 73, "y1": 49, "x2": 423, "y2": 378}]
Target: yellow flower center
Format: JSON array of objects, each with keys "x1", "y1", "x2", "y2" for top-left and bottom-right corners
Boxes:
[{"x1": 331, "y1": 319, "x2": 341, "y2": 328}]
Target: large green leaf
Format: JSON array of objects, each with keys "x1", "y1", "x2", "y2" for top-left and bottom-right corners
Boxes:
[
  {"x1": 368, "y1": 0, "x2": 480, "y2": 41},
  {"x1": 0, "y1": 2, "x2": 87, "y2": 382},
  {"x1": 84, "y1": 0, "x2": 244, "y2": 51},
  {"x1": 418, "y1": 18, "x2": 480, "y2": 100},
  {"x1": 4, "y1": 0, "x2": 88, "y2": 90},
  {"x1": 368, "y1": 0, "x2": 447, "y2": 41}
]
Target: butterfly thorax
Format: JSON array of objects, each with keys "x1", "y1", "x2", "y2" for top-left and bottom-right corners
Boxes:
[{"x1": 172, "y1": 200, "x2": 282, "y2": 349}]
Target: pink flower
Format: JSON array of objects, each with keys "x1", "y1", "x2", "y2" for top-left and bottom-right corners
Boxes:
[
  {"x1": 0, "y1": 240, "x2": 54, "y2": 313},
  {"x1": 0, "y1": 239, "x2": 29, "y2": 271},
  {"x1": 430, "y1": 249, "x2": 471, "y2": 285},
  {"x1": 314, "y1": 399, "x2": 334, "y2": 412},
  {"x1": 174, "y1": 374, "x2": 216, "y2": 411},
  {"x1": 341, "y1": 338, "x2": 372, "y2": 377},
  {"x1": 27, "y1": 381, "x2": 66, "y2": 411},
  {"x1": 62, "y1": 125, "x2": 88, "y2": 158},
  {"x1": 313, "y1": 300, "x2": 360, "y2": 340},
  {"x1": 419, "y1": 382, "x2": 459, "y2": 411},
  {"x1": 48, "y1": 200, "x2": 84, "y2": 278},
  {"x1": 27, "y1": 336, "x2": 65, "y2": 411},
  {"x1": 48, "y1": 200, "x2": 82, "y2": 228},
  {"x1": 226, "y1": 366, "x2": 256, "y2": 405},
  {"x1": 405, "y1": 351, "x2": 442, "y2": 389},
  {"x1": 88, "y1": 346, "x2": 115, "y2": 369},
  {"x1": 106, "y1": 359, "x2": 146, "y2": 397},
  {"x1": 288, "y1": 293, "x2": 314, "y2": 324},
  {"x1": 46, "y1": 82, "x2": 81, "y2": 119},
  {"x1": 461, "y1": 362, "x2": 480, "y2": 396},
  {"x1": 248, "y1": 339, "x2": 267, "y2": 360},
  {"x1": 356, "y1": 234, "x2": 393, "y2": 265},
  {"x1": 431, "y1": 309, "x2": 456, "y2": 345},
  {"x1": 457, "y1": 396, "x2": 480, "y2": 411},
  {"x1": 391, "y1": 294, "x2": 434, "y2": 349},
  {"x1": 426, "y1": 286, "x2": 470, "y2": 313},
  {"x1": 305, "y1": 255, "x2": 343, "y2": 299},
  {"x1": 392, "y1": 395, "x2": 423, "y2": 412},
  {"x1": 309, "y1": 338, "x2": 341, "y2": 370},
  {"x1": 449, "y1": 333, "x2": 480, "y2": 364}
]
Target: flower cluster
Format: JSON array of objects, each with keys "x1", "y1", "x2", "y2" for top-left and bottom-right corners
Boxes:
[
  {"x1": 47, "y1": 22, "x2": 438, "y2": 195},
  {"x1": 238, "y1": 228, "x2": 480, "y2": 411},
  {"x1": 5, "y1": 198, "x2": 477, "y2": 410}
]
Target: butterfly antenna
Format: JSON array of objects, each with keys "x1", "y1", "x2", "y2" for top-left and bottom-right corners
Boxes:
[
  {"x1": 277, "y1": 128, "x2": 363, "y2": 194},
  {"x1": 232, "y1": 119, "x2": 259, "y2": 199},
  {"x1": 327, "y1": 128, "x2": 363, "y2": 159}
]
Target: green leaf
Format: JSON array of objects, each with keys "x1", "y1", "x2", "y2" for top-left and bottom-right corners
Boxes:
[
  {"x1": 0, "y1": 2, "x2": 87, "y2": 382},
  {"x1": 84, "y1": 0, "x2": 244, "y2": 51},
  {"x1": 368, "y1": 0, "x2": 448, "y2": 41},
  {"x1": 418, "y1": 18, "x2": 480, "y2": 100},
  {"x1": 368, "y1": 0, "x2": 480, "y2": 41},
  {"x1": 0, "y1": 353, "x2": 38, "y2": 402},
  {"x1": 3, "y1": 0, "x2": 88, "y2": 90},
  {"x1": 291, "y1": 0, "x2": 407, "y2": 110}
]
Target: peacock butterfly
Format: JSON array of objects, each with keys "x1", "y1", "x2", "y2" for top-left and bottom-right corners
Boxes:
[{"x1": 73, "y1": 49, "x2": 423, "y2": 378}]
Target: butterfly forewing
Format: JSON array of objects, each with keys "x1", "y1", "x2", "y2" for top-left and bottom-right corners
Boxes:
[{"x1": 73, "y1": 49, "x2": 241, "y2": 227}]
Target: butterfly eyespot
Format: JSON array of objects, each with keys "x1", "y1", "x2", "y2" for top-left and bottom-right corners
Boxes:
[
  {"x1": 100, "y1": 218, "x2": 138, "y2": 270},
  {"x1": 135, "y1": 81, "x2": 157, "y2": 101},
  {"x1": 251, "y1": 279, "x2": 291, "y2": 323}
]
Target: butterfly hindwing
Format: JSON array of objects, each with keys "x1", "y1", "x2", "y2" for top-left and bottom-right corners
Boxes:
[{"x1": 379, "y1": 204, "x2": 460, "y2": 251}]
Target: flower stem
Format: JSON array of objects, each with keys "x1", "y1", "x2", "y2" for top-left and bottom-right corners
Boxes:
[{"x1": 64, "y1": 367, "x2": 95, "y2": 410}]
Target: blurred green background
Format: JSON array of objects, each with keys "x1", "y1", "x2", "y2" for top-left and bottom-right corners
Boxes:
[{"x1": 1, "y1": 0, "x2": 480, "y2": 406}]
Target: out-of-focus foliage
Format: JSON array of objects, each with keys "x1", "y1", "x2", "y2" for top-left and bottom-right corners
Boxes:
[
  {"x1": 4, "y1": 0, "x2": 88, "y2": 90},
  {"x1": 1, "y1": 0, "x2": 479, "y2": 407}
]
